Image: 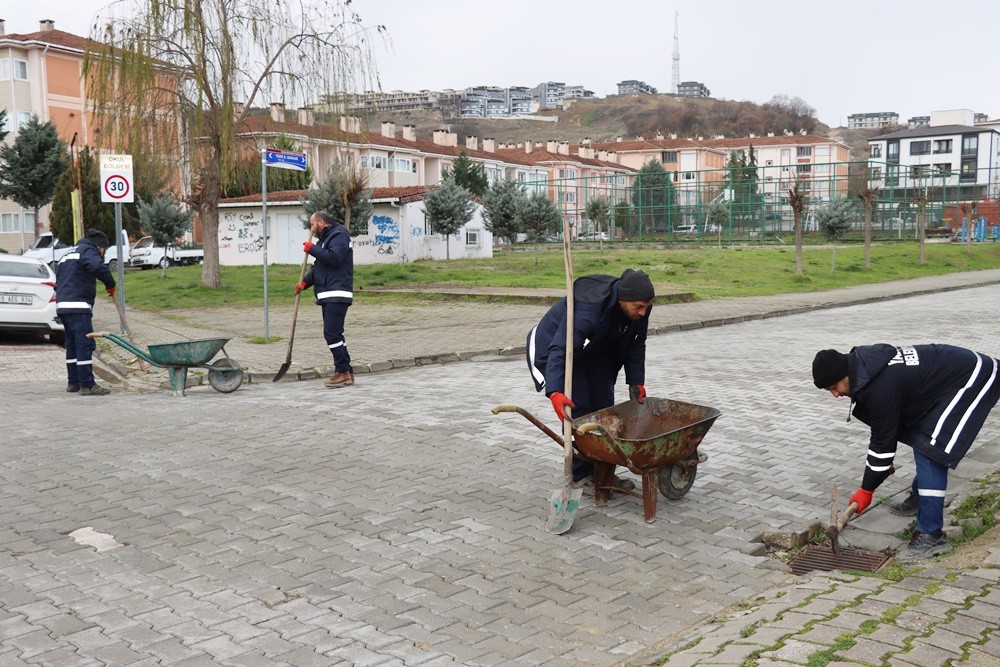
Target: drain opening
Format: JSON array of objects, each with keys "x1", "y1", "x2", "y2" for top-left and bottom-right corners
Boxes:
[{"x1": 788, "y1": 544, "x2": 892, "y2": 575}]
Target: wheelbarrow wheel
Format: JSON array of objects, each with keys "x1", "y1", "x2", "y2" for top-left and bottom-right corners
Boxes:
[
  {"x1": 659, "y1": 463, "x2": 697, "y2": 500},
  {"x1": 207, "y1": 359, "x2": 244, "y2": 393}
]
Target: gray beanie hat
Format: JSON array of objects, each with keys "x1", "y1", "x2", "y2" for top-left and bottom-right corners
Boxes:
[{"x1": 617, "y1": 269, "x2": 655, "y2": 301}]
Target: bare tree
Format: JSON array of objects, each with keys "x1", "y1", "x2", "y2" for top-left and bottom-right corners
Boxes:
[
  {"x1": 788, "y1": 180, "x2": 806, "y2": 276},
  {"x1": 856, "y1": 167, "x2": 881, "y2": 270},
  {"x1": 84, "y1": 0, "x2": 383, "y2": 288},
  {"x1": 959, "y1": 200, "x2": 979, "y2": 255}
]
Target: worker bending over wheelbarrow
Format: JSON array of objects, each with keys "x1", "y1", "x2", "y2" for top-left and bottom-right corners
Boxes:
[
  {"x1": 526, "y1": 268, "x2": 655, "y2": 493},
  {"x1": 812, "y1": 344, "x2": 1000, "y2": 561}
]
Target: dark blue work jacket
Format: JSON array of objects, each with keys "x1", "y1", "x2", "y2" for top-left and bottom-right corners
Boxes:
[
  {"x1": 303, "y1": 223, "x2": 353, "y2": 305},
  {"x1": 55, "y1": 238, "x2": 115, "y2": 314}
]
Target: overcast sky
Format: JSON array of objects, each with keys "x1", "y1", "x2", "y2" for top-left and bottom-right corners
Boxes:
[{"x1": 5, "y1": 0, "x2": 998, "y2": 128}]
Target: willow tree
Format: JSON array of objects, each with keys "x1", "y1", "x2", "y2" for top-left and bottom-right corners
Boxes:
[{"x1": 84, "y1": 0, "x2": 382, "y2": 288}]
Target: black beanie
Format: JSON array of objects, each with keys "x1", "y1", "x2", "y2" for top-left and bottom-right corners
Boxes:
[
  {"x1": 617, "y1": 269, "x2": 655, "y2": 301},
  {"x1": 813, "y1": 349, "x2": 849, "y2": 388},
  {"x1": 86, "y1": 229, "x2": 110, "y2": 247}
]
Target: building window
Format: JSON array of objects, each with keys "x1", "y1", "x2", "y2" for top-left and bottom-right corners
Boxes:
[
  {"x1": 961, "y1": 135, "x2": 978, "y2": 156},
  {"x1": 796, "y1": 147, "x2": 812, "y2": 157},
  {"x1": 887, "y1": 141, "x2": 899, "y2": 162},
  {"x1": 16, "y1": 111, "x2": 31, "y2": 130},
  {"x1": 661, "y1": 151, "x2": 677, "y2": 163},
  {"x1": 933, "y1": 139, "x2": 952, "y2": 153},
  {"x1": 563, "y1": 191, "x2": 576, "y2": 203},
  {"x1": 22, "y1": 212, "x2": 35, "y2": 234},
  {"x1": 909, "y1": 141, "x2": 930, "y2": 156},
  {"x1": 393, "y1": 157, "x2": 412, "y2": 173},
  {"x1": 682, "y1": 172, "x2": 695, "y2": 180},
  {"x1": 0, "y1": 213, "x2": 18, "y2": 233},
  {"x1": 871, "y1": 167, "x2": 882, "y2": 180},
  {"x1": 910, "y1": 165, "x2": 929, "y2": 179},
  {"x1": 933, "y1": 163, "x2": 952, "y2": 177},
  {"x1": 796, "y1": 164, "x2": 812, "y2": 174},
  {"x1": 557, "y1": 169, "x2": 576, "y2": 179},
  {"x1": 870, "y1": 145, "x2": 882, "y2": 158},
  {"x1": 13, "y1": 59, "x2": 27, "y2": 80},
  {"x1": 960, "y1": 158, "x2": 977, "y2": 181},
  {"x1": 465, "y1": 230, "x2": 479, "y2": 246}
]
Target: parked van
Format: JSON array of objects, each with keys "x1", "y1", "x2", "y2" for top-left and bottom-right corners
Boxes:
[{"x1": 103, "y1": 229, "x2": 132, "y2": 271}]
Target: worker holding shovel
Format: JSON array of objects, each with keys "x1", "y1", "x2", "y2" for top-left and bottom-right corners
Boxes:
[
  {"x1": 526, "y1": 269, "x2": 655, "y2": 492},
  {"x1": 812, "y1": 344, "x2": 1000, "y2": 561},
  {"x1": 295, "y1": 210, "x2": 355, "y2": 389}
]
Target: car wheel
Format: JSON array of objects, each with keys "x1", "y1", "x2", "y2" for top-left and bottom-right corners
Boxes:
[
  {"x1": 158, "y1": 257, "x2": 171, "y2": 269},
  {"x1": 108, "y1": 259, "x2": 118, "y2": 272}
]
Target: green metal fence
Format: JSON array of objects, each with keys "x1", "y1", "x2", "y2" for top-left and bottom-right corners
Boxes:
[{"x1": 534, "y1": 160, "x2": 1000, "y2": 244}]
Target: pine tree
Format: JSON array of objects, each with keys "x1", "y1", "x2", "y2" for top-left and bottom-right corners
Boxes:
[
  {"x1": 0, "y1": 116, "x2": 68, "y2": 239},
  {"x1": 516, "y1": 191, "x2": 561, "y2": 243},
  {"x1": 301, "y1": 165, "x2": 372, "y2": 236},
  {"x1": 137, "y1": 194, "x2": 194, "y2": 276},
  {"x1": 482, "y1": 178, "x2": 526, "y2": 244},
  {"x1": 815, "y1": 198, "x2": 858, "y2": 273},
  {"x1": 444, "y1": 151, "x2": 488, "y2": 197},
  {"x1": 630, "y1": 159, "x2": 680, "y2": 235},
  {"x1": 422, "y1": 177, "x2": 475, "y2": 259}
]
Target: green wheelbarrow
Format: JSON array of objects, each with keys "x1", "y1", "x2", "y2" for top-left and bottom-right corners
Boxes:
[{"x1": 90, "y1": 332, "x2": 245, "y2": 396}]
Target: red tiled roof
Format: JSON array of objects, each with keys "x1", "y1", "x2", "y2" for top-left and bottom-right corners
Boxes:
[
  {"x1": 219, "y1": 186, "x2": 432, "y2": 206},
  {"x1": 236, "y1": 115, "x2": 632, "y2": 172},
  {"x1": 2, "y1": 28, "x2": 92, "y2": 52}
]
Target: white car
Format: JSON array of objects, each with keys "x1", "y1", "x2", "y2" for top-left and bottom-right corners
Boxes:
[
  {"x1": 581, "y1": 231, "x2": 610, "y2": 241},
  {"x1": 0, "y1": 254, "x2": 64, "y2": 344}
]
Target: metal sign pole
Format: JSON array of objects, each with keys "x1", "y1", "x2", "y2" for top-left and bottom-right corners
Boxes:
[
  {"x1": 114, "y1": 202, "x2": 126, "y2": 333},
  {"x1": 261, "y1": 148, "x2": 270, "y2": 339}
]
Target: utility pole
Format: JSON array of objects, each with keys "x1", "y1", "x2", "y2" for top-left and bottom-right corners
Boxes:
[{"x1": 672, "y1": 11, "x2": 680, "y2": 94}]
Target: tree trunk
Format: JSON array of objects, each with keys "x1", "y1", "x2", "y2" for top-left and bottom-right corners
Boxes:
[
  {"x1": 917, "y1": 200, "x2": 926, "y2": 266},
  {"x1": 863, "y1": 199, "x2": 872, "y2": 269},
  {"x1": 199, "y1": 149, "x2": 222, "y2": 288},
  {"x1": 831, "y1": 243, "x2": 836, "y2": 273}
]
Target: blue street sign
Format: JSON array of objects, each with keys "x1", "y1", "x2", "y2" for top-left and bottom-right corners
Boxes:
[{"x1": 264, "y1": 148, "x2": 308, "y2": 171}]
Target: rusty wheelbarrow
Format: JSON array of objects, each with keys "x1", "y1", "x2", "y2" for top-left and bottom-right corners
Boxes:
[
  {"x1": 89, "y1": 332, "x2": 245, "y2": 396},
  {"x1": 493, "y1": 397, "x2": 722, "y2": 522}
]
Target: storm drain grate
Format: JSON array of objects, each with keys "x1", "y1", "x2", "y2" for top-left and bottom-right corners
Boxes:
[{"x1": 788, "y1": 545, "x2": 892, "y2": 575}]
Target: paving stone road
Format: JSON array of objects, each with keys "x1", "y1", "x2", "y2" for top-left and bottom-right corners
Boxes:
[{"x1": 2, "y1": 281, "x2": 999, "y2": 665}]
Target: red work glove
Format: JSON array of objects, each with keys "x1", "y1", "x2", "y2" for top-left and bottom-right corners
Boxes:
[
  {"x1": 549, "y1": 391, "x2": 575, "y2": 422},
  {"x1": 106, "y1": 286, "x2": 116, "y2": 298},
  {"x1": 294, "y1": 281, "x2": 308, "y2": 294},
  {"x1": 849, "y1": 488, "x2": 874, "y2": 514},
  {"x1": 629, "y1": 384, "x2": 646, "y2": 403},
  {"x1": 303, "y1": 241, "x2": 313, "y2": 253}
]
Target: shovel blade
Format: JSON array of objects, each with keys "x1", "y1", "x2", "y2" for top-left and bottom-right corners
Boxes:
[
  {"x1": 545, "y1": 486, "x2": 583, "y2": 534},
  {"x1": 273, "y1": 362, "x2": 291, "y2": 383}
]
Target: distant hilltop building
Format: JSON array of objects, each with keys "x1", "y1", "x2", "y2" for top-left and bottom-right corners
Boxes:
[
  {"x1": 677, "y1": 81, "x2": 710, "y2": 98},
  {"x1": 617, "y1": 80, "x2": 658, "y2": 96},
  {"x1": 908, "y1": 115, "x2": 930, "y2": 128},
  {"x1": 334, "y1": 89, "x2": 463, "y2": 113},
  {"x1": 531, "y1": 81, "x2": 594, "y2": 110},
  {"x1": 461, "y1": 85, "x2": 532, "y2": 118},
  {"x1": 847, "y1": 111, "x2": 900, "y2": 129}
]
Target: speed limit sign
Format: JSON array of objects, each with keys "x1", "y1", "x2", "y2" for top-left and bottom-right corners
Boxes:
[{"x1": 100, "y1": 154, "x2": 134, "y2": 203}]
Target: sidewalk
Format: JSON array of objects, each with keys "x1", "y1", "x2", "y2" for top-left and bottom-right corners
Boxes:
[{"x1": 91, "y1": 269, "x2": 1000, "y2": 666}]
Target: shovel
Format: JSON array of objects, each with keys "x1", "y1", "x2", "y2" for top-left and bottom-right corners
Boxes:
[
  {"x1": 545, "y1": 217, "x2": 583, "y2": 534},
  {"x1": 273, "y1": 245, "x2": 311, "y2": 382}
]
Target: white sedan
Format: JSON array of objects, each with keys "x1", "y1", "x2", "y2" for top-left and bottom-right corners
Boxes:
[{"x1": 0, "y1": 254, "x2": 65, "y2": 344}]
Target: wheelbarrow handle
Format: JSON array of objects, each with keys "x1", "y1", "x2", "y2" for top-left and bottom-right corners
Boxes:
[
  {"x1": 576, "y1": 422, "x2": 640, "y2": 471},
  {"x1": 492, "y1": 404, "x2": 565, "y2": 447},
  {"x1": 86, "y1": 332, "x2": 107, "y2": 339}
]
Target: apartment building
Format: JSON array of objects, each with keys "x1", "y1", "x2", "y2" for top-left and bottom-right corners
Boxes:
[
  {"x1": 868, "y1": 109, "x2": 1000, "y2": 203},
  {"x1": 0, "y1": 19, "x2": 93, "y2": 251},
  {"x1": 677, "y1": 81, "x2": 710, "y2": 98},
  {"x1": 616, "y1": 80, "x2": 657, "y2": 96},
  {"x1": 847, "y1": 111, "x2": 900, "y2": 130},
  {"x1": 531, "y1": 81, "x2": 594, "y2": 109}
]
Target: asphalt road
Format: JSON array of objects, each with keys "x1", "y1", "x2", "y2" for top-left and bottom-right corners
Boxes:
[{"x1": 2, "y1": 286, "x2": 999, "y2": 665}]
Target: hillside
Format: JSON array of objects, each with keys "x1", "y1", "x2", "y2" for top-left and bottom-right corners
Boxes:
[{"x1": 367, "y1": 95, "x2": 830, "y2": 146}]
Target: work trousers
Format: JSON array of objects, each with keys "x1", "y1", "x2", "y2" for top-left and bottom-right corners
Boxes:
[
  {"x1": 321, "y1": 302, "x2": 352, "y2": 373},
  {"x1": 61, "y1": 311, "x2": 97, "y2": 387},
  {"x1": 912, "y1": 450, "x2": 949, "y2": 535}
]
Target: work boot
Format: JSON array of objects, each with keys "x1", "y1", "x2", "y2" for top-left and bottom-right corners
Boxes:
[
  {"x1": 67, "y1": 383, "x2": 81, "y2": 393},
  {"x1": 888, "y1": 492, "x2": 919, "y2": 517},
  {"x1": 896, "y1": 531, "x2": 951, "y2": 562},
  {"x1": 79, "y1": 384, "x2": 111, "y2": 396},
  {"x1": 324, "y1": 371, "x2": 354, "y2": 388}
]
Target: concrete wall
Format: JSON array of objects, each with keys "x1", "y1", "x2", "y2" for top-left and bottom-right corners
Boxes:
[{"x1": 217, "y1": 200, "x2": 492, "y2": 267}]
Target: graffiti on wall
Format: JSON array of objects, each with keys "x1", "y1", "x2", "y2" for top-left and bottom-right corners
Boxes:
[
  {"x1": 221, "y1": 211, "x2": 265, "y2": 254},
  {"x1": 354, "y1": 214, "x2": 400, "y2": 255}
]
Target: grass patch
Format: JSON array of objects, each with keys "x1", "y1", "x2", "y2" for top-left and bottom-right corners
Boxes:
[
  {"x1": 249, "y1": 336, "x2": 282, "y2": 344},
  {"x1": 116, "y1": 242, "x2": 1000, "y2": 311}
]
